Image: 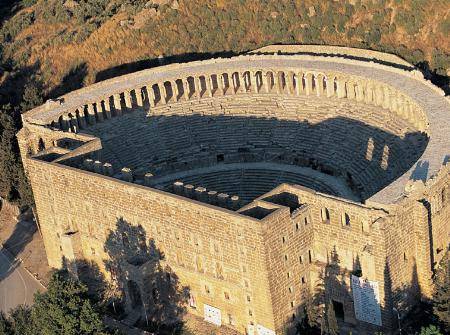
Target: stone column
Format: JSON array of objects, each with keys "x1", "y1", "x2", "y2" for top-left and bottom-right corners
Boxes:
[
  {"x1": 326, "y1": 76, "x2": 335, "y2": 97},
  {"x1": 135, "y1": 88, "x2": 144, "y2": 107},
  {"x1": 87, "y1": 104, "x2": 96, "y2": 124},
  {"x1": 169, "y1": 81, "x2": 178, "y2": 102},
  {"x1": 194, "y1": 77, "x2": 202, "y2": 99},
  {"x1": 93, "y1": 160, "x2": 103, "y2": 173},
  {"x1": 103, "y1": 163, "x2": 113, "y2": 176},
  {"x1": 316, "y1": 74, "x2": 325, "y2": 97},
  {"x1": 274, "y1": 72, "x2": 282, "y2": 94},
  {"x1": 146, "y1": 86, "x2": 156, "y2": 106},
  {"x1": 217, "y1": 193, "x2": 229, "y2": 207},
  {"x1": 103, "y1": 99, "x2": 112, "y2": 119},
  {"x1": 382, "y1": 86, "x2": 391, "y2": 109},
  {"x1": 173, "y1": 181, "x2": 184, "y2": 195},
  {"x1": 364, "y1": 83, "x2": 373, "y2": 104},
  {"x1": 69, "y1": 114, "x2": 79, "y2": 131},
  {"x1": 195, "y1": 186, "x2": 207, "y2": 202},
  {"x1": 390, "y1": 92, "x2": 398, "y2": 114},
  {"x1": 295, "y1": 73, "x2": 304, "y2": 95},
  {"x1": 346, "y1": 81, "x2": 355, "y2": 100},
  {"x1": 157, "y1": 83, "x2": 166, "y2": 104},
  {"x1": 113, "y1": 94, "x2": 123, "y2": 116},
  {"x1": 239, "y1": 72, "x2": 247, "y2": 93},
  {"x1": 207, "y1": 191, "x2": 218, "y2": 205},
  {"x1": 374, "y1": 86, "x2": 383, "y2": 106},
  {"x1": 83, "y1": 158, "x2": 94, "y2": 171},
  {"x1": 263, "y1": 72, "x2": 271, "y2": 93},
  {"x1": 305, "y1": 73, "x2": 313, "y2": 96},
  {"x1": 77, "y1": 108, "x2": 87, "y2": 128},
  {"x1": 96, "y1": 102, "x2": 104, "y2": 122},
  {"x1": 230, "y1": 73, "x2": 237, "y2": 94},
  {"x1": 250, "y1": 71, "x2": 259, "y2": 93},
  {"x1": 336, "y1": 78, "x2": 346, "y2": 98},
  {"x1": 184, "y1": 184, "x2": 195, "y2": 198},
  {"x1": 205, "y1": 75, "x2": 213, "y2": 97},
  {"x1": 355, "y1": 82, "x2": 364, "y2": 102},
  {"x1": 180, "y1": 80, "x2": 188, "y2": 100},
  {"x1": 230, "y1": 195, "x2": 240, "y2": 210},
  {"x1": 124, "y1": 90, "x2": 133, "y2": 109},
  {"x1": 144, "y1": 172, "x2": 154, "y2": 186},
  {"x1": 121, "y1": 167, "x2": 133, "y2": 182}
]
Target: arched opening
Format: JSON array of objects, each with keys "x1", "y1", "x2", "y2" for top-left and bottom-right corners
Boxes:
[
  {"x1": 321, "y1": 207, "x2": 330, "y2": 223},
  {"x1": 341, "y1": 212, "x2": 350, "y2": 226},
  {"x1": 38, "y1": 138, "x2": 45, "y2": 151}
]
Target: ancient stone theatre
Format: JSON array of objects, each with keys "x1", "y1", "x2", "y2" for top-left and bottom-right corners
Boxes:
[{"x1": 18, "y1": 45, "x2": 449, "y2": 334}]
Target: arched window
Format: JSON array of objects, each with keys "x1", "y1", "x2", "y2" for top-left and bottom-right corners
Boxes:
[
  {"x1": 321, "y1": 207, "x2": 330, "y2": 223},
  {"x1": 38, "y1": 138, "x2": 45, "y2": 151},
  {"x1": 341, "y1": 213, "x2": 351, "y2": 227}
]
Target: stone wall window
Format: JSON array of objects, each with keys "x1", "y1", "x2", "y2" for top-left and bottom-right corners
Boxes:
[
  {"x1": 341, "y1": 213, "x2": 351, "y2": 227},
  {"x1": 204, "y1": 285, "x2": 210, "y2": 294},
  {"x1": 321, "y1": 207, "x2": 330, "y2": 223},
  {"x1": 189, "y1": 294, "x2": 197, "y2": 308},
  {"x1": 224, "y1": 291, "x2": 230, "y2": 300}
]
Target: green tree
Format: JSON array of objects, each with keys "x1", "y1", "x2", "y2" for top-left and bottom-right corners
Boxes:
[
  {"x1": 420, "y1": 325, "x2": 443, "y2": 335},
  {"x1": 8, "y1": 305, "x2": 36, "y2": 335},
  {"x1": 433, "y1": 252, "x2": 449, "y2": 329},
  {"x1": 0, "y1": 311, "x2": 12, "y2": 335},
  {"x1": 32, "y1": 270, "x2": 111, "y2": 335}
]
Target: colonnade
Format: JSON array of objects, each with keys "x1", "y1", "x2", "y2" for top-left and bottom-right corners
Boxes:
[{"x1": 50, "y1": 69, "x2": 428, "y2": 134}]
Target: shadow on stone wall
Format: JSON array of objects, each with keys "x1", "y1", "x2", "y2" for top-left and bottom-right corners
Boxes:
[
  {"x1": 284, "y1": 248, "x2": 436, "y2": 335},
  {"x1": 102, "y1": 217, "x2": 190, "y2": 333},
  {"x1": 76, "y1": 113, "x2": 429, "y2": 202}
]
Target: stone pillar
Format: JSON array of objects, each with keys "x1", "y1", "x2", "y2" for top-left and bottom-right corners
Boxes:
[
  {"x1": 326, "y1": 76, "x2": 335, "y2": 97},
  {"x1": 316, "y1": 74, "x2": 325, "y2": 97},
  {"x1": 69, "y1": 114, "x2": 79, "y2": 131},
  {"x1": 364, "y1": 83, "x2": 373, "y2": 104},
  {"x1": 355, "y1": 82, "x2": 364, "y2": 102},
  {"x1": 103, "y1": 99, "x2": 112, "y2": 119},
  {"x1": 382, "y1": 86, "x2": 391, "y2": 109},
  {"x1": 184, "y1": 184, "x2": 195, "y2": 198},
  {"x1": 230, "y1": 195, "x2": 240, "y2": 210},
  {"x1": 390, "y1": 92, "x2": 398, "y2": 114},
  {"x1": 374, "y1": 86, "x2": 383, "y2": 106},
  {"x1": 135, "y1": 88, "x2": 144, "y2": 107},
  {"x1": 103, "y1": 163, "x2": 113, "y2": 176},
  {"x1": 144, "y1": 172, "x2": 154, "y2": 186},
  {"x1": 96, "y1": 102, "x2": 104, "y2": 122},
  {"x1": 77, "y1": 108, "x2": 87, "y2": 128},
  {"x1": 157, "y1": 83, "x2": 166, "y2": 104},
  {"x1": 336, "y1": 78, "x2": 346, "y2": 98},
  {"x1": 121, "y1": 167, "x2": 133, "y2": 182},
  {"x1": 217, "y1": 193, "x2": 229, "y2": 207},
  {"x1": 295, "y1": 73, "x2": 304, "y2": 95},
  {"x1": 87, "y1": 104, "x2": 96, "y2": 124},
  {"x1": 251, "y1": 71, "x2": 259, "y2": 93},
  {"x1": 286, "y1": 71, "x2": 295, "y2": 94},
  {"x1": 205, "y1": 75, "x2": 213, "y2": 97},
  {"x1": 146, "y1": 86, "x2": 156, "y2": 106},
  {"x1": 124, "y1": 90, "x2": 133, "y2": 109},
  {"x1": 194, "y1": 77, "x2": 202, "y2": 99},
  {"x1": 83, "y1": 158, "x2": 94, "y2": 171},
  {"x1": 230, "y1": 73, "x2": 237, "y2": 94},
  {"x1": 263, "y1": 72, "x2": 271, "y2": 93},
  {"x1": 93, "y1": 160, "x2": 103, "y2": 173},
  {"x1": 274, "y1": 72, "x2": 282, "y2": 94},
  {"x1": 173, "y1": 181, "x2": 184, "y2": 195},
  {"x1": 207, "y1": 190, "x2": 218, "y2": 205},
  {"x1": 113, "y1": 94, "x2": 123, "y2": 116},
  {"x1": 305, "y1": 73, "x2": 313, "y2": 95},
  {"x1": 346, "y1": 81, "x2": 355, "y2": 100},
  {"x1": 239, "y1": 72, "x2": 247, "y2": 93},
  {"x1": 195, "y1": 186, "x2": 207, "y2": 202},
  {"x1": 183, "y1": 79, "x2": 190, "y2": 100}
]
